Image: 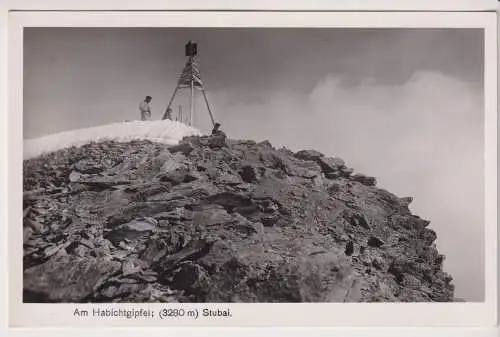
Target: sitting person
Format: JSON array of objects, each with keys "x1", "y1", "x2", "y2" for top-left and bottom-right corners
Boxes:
[
  {"x1": 209, "y1": 122, "x2": 227, "y2": 148},
  {"x1": 211, "y1": 123, "x2": 225, "y2": 136}
]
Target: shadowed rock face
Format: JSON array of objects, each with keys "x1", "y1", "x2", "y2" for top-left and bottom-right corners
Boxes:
[{"x1": 22, "y1": 137, "x2": 455, "y2": 303}]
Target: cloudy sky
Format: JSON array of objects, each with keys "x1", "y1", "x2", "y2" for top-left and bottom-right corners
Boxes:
[{"x1": 23, "y1": 27, "x2": 484, "y2": 301}]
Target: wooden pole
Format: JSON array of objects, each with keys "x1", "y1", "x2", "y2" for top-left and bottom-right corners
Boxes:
[
  {"x1": 202, "y1": 89, "x2": 216, "y2": 127},
  {"x1": 163, "y1": 85, "x2": 179, "y2": 120},
  {"x1": 190, "y1": 79, "x2": 194, "y2": 126}
]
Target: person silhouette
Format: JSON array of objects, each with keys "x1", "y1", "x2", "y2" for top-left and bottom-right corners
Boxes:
[{"x1": 139, "y1": 96, "x2": 152, "y2": 121}]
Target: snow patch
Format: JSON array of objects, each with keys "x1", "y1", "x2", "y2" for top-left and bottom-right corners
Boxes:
[{"x1": 24, "y1": 120, "x2": 202, "y2": 160}]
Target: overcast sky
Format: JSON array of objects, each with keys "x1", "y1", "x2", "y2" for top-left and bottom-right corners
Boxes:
[{"x1": 23, "y1": 28, "x2": 484, "y2": 301}]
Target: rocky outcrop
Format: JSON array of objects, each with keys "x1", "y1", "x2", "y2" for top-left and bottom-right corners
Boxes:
[{"x1": 22, "y1": 137, "x2": 455, "y2": 302}]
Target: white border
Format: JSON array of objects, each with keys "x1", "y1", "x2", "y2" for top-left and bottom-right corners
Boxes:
[
  {"x1": 6, "y1": 11, "x2": 498, "y2": 329},
  {"x1": 0, "y1": 0, "x2": 8, "y2": 335},
  {"x1": 5, "y1": 0, "x2": 499, "y2": 12}
]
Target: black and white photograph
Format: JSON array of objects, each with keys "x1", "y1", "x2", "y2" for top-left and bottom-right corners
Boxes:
[{"x1": 19, "y1": 25, "x2": 488, "y2": 305}]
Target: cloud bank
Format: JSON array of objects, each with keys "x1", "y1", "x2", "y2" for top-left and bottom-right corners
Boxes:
[{"x1": 198, "y1": 71, "x2": 484, "y2": 301}]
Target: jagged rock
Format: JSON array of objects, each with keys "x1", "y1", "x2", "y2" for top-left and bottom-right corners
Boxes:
[
  {"x1": 284, "y1": 159, "x2": 322, "y2": 179},
  {"x1": 141, "y1": 231, "x2": 187, "y2": 265},
  {"x1": 158, "y1": 168, "x2": 197, "y2": 185},
  {"x1": 400, "y1": 197, "x2": 414, "y2": 206},
  {"x1": 217, "y1": 173, "x2": 243, "y2": 185},
  {"x1": 43, "y1": 241, "x2": 72, "y2": 258},
  {"x1": 257, "y1": 140, "x2": 273, "y2": 148},
  {"x1": 153, "y1": 208, "x2": 194, "y2": 221},
  {"x1": 229, "y1": 217, "x2": 263, "y2": 237},
  {"x1": 340, "y1": 166, "x2": 354, "y2": 177},
  {"x1": 22, "y1": 137, "x2": 454, "y2": 303},
  {"x1": 68, "y1": 171, "x2": 82, "y2": 183},
  {"x1": 204, "y1": 191, "x2": 253, "y2": 211},
  {"x1": 413, "y1": 216, "x2": 431, "y2": 230},
  {"x1": 345, "y1": 241, "x2": 354, "y2": 256},
  {"x1": 160, "y1": 160, "x2": 186, "y2": 174},
  {"x1": 133, "y1": 272, "x2": 158, "y2": 283},
  {"x1": 169, "y1": 142, "x2": 195, "y2": 155},
  {"x1": 23, "y1": 227, "x2": 33, "y2": 244},
  {"x1": 260, "y1": 214, "x2": 280, "y2": 227},
  {"x1": 192, "y1": 207, "x2": 233, "y2": 227},
  {"x1": 347, "y1": 213, "x2": 371, "y2": 230},
  {"x1": 388, "y1": 262, "x2": 405, "y2": 284},
  {"x1": 23, "y1": 255, "x2": 121, "y2": 302},
  {"x1": 239, "y1": 165, "x2": 258, "y2": 183},
  {"x1": 325, "y1": 171, "x2": 342, "y2": 179},
  {"x1": 74, "y1": 159, "x2": 104, "y2": 174},
  {"x1": 317, "y1": 157, "x2": 345, "y2": 173},
  {"x1": 104, "y1": 217, "x2": 157, "y2": 247},
  {"x1": 72, "y1": 245, "x2": 91, "y2": 257},
  {"x1": 25, "y1": 218, "x2": 48, "y2": 234},
  {"x1": 205, "y1": 167, "x2": 219, "y2": 180},
  {"x1": 372, "y1": 258, "x2": 383, "y2": 270},
  {"x1": 208, "y1": 134, "x2": 227, "y2": 149},
  {"x1": 351, "y1": 173, "x2": 377, "y2": 186},
  {"x1": 122, "y1": 258, "x2": 148, "y2": 275},
  {"x1": 158, "y1": 239, "x2": 214, "y2": 272},
  {"x1": 207, "y1": 250, "x2": 363, "y2": 302},
  {"x1": 420, "y1": 228, "x2": 437, "y2": 245},
  {"x1": 367, "y1": 236, "x2": 384, "y2": 248},
  {"x1": 294, "y1": 149, "x2": 324, "y2": 161},
  {"x1": 172, "y1": 262, "x2": 211, "y2": 295},
  {"x1": 100, "y1": 283, "x2": 144, "y2": 300}
]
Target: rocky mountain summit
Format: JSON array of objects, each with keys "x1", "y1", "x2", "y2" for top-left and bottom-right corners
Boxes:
[{"x1": 23, "y1": 136, "x2": 455, "y2": 302}]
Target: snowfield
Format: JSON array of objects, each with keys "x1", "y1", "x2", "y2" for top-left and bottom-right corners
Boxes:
[{"x1": 24, "y1": 120, "x2": 202, "y2": 160}]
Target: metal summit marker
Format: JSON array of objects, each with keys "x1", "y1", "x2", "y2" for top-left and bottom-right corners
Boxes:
[{"x1": 163, "y1": 40, "x2": 216, "y2": 128}]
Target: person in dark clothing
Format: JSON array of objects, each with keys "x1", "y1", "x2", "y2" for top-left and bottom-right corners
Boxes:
[
  {"x1": 211, "y1": 123, "x2": 224, "y2": 135},
  {"x1": 209, "y1": 122, "x2": 227, "y2": 148}
]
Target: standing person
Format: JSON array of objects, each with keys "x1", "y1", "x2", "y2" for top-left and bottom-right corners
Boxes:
[{"x1": 139, "y1": 96, "x2": 152, "y2": 121}]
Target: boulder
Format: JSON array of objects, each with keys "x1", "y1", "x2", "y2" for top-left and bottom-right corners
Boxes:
[
  {"x1": 217, "y1": 173, "x2": 243, "y2": 186},
  {"x1": 158, "y1": 239, "x2": 214, "y2": 272},
  {"x1": 104, "y1": 217, "x2": 157, "y2": 247},
  {"x1": 141, "y1": 230, "x2": 188, "y2": 265},
  {"x1": 317, "y1": 157, "x2": 345, "y2": 173},
  {"x1": 158, "y1": 168, "x2": 198, "y2": 185},
  {"x1": 206, "y1": 250, "x2": 364, "y2": 302},
  {"x1": 192, "y1": 207, "x2": 234, "y2": 227},
  {"x1": 169, "y1": 142, "x2": 195, "y2": 155},
  {"x1": 367, "y1": 236, "x2": 384, "y2": 248},
  {"x1": 74, "y1": 159, "x2": 105, "y2": 174},
  {"x1": 420, "y1": 228, "x2": 437, "y2": 245},
  {"x1": 294, "y1": 149, "x2": 324, "y2": 161},
  {"x1": 160, "y1": 160, "x2": 186, "y2": 174},
  {"x1": 208, "y1": 134, "x2": 227, "y2": 149},
  {"x1": 340, "y1": 166, "x2": 354, "y2": 177},
  {"x1": 239, "y1": 164, "x2": 258, "y2": 183},
  {"x1": 172, "y1": 262, "x2": 211, "y2": 295},
  {"x1": 351, "y1": 173, "x2": 377, "y2": 186},
  {"x1": 23, "y1": 255, "x2": 121, "y2": 302},
  {"x1": 68, "y1": 171, "x2": 82, "y2": 183}
]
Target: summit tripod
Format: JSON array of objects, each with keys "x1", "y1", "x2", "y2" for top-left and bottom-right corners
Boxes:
[{"x1": 162, "y1": 40, "x2": 216, "y2": 128}]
